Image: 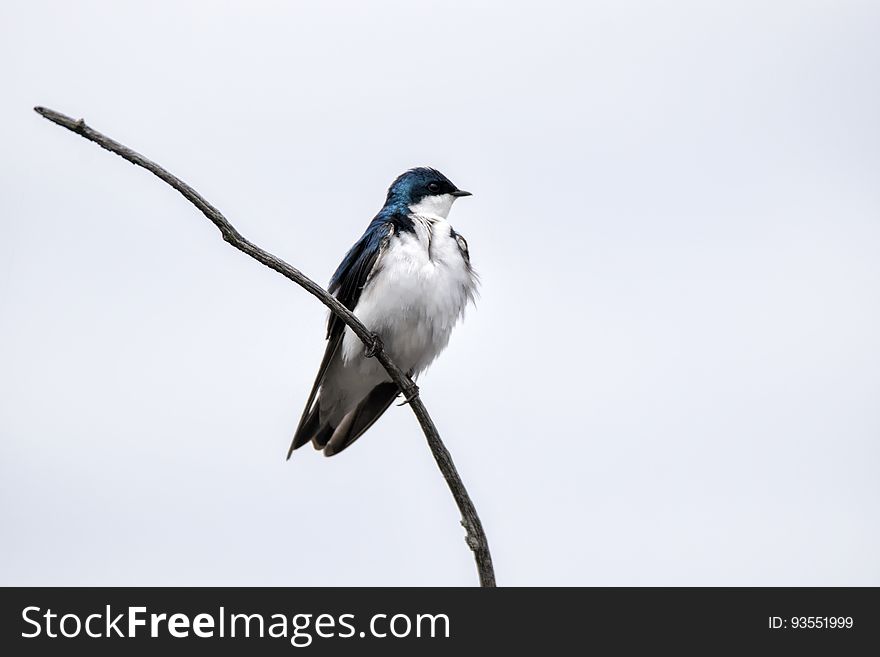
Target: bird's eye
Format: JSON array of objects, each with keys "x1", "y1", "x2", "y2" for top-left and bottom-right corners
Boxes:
[{"x1": 427, "y1": 182, "x2": 440, "y2": 193}]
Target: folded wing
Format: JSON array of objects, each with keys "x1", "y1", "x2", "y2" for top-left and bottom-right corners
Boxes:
[{"x1": 287, "y1": 219, "x2": 397, "y2": 458}]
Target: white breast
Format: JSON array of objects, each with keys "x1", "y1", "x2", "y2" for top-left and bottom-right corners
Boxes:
[{"x1": 341, "y1": 215, "x2": 477, "y2": 377}]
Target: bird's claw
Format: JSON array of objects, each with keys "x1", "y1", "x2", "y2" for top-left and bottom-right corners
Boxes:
[
  {"x1": 364, "y1": 334, "x2": 383, "y2": 358},
  {"x1": 396, "y1": 384, "x2": 420, "y2": 406}
]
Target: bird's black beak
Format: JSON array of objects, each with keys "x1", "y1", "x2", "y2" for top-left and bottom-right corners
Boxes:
[{"x1": 451, "y1": 190, "x2": 472, "y2": 197}]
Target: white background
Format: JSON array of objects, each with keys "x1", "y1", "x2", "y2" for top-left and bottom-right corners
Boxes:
[{"x1": 2, "y1": 1, "x2": 878, "y2": 585}]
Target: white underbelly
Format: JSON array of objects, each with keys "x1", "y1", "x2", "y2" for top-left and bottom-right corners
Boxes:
[{"x1": 341, "y1": 217, "x2": 476, "y2": 377}]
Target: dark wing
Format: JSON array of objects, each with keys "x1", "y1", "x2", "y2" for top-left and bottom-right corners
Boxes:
[
  {"x1": 326, "y1": 220, "x2": 395, "y2": 342},
  {"x1": 286, "y1": 220, "x2": 394, "y2": 459},
  {"x1": 450, "y1": 227, "x2": 471, "y2": 263},
  {"x1": 286, "y1": 335, "x2": 340, "y2": 456}
]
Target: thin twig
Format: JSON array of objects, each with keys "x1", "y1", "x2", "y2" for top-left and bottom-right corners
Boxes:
[{"x1": 34, "y1": 106, "x2": 496, "y2": 587}]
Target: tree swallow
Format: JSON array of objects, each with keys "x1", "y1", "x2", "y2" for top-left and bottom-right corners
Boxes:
[{"x1": 287, "y1": 168, "x2": 477, "y2": 457}]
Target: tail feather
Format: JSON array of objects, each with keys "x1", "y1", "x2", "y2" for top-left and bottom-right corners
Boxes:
[
  {"x1": 288, "y1": 401, "x2": 322, "y2": 457},
  {"x1": 323, "y1": 382, "x2": 399, "y2": 457},
  {"x1": 312, "y1": 423, "x2": 334, "y2": 450}
]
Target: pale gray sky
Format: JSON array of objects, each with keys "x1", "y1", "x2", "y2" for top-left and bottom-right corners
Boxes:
[{"x1": 2, "y1": 0, "x2": 879, "y2": 585}]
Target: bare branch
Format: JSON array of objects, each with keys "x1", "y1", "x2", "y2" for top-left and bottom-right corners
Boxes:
[{"x1": 34, "y1": 106, "x2": 496, "y2": 587}]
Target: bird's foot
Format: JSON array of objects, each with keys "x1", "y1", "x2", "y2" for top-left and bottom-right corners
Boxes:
[
  {"x1": 364, "y1": 333, "x2": 383, "y2": 358},
  {"x1": 396, "y1": 383, "x2": 420, "y2": 406}
]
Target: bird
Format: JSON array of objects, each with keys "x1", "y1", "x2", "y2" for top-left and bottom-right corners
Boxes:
[{"x1": 287, "y1": 167, "x2": 477, "y2": 458}]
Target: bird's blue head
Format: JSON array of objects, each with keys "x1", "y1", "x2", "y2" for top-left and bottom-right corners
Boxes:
[{"x1": 384, "y1": 167, "x2": 471, "y2": 219}]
